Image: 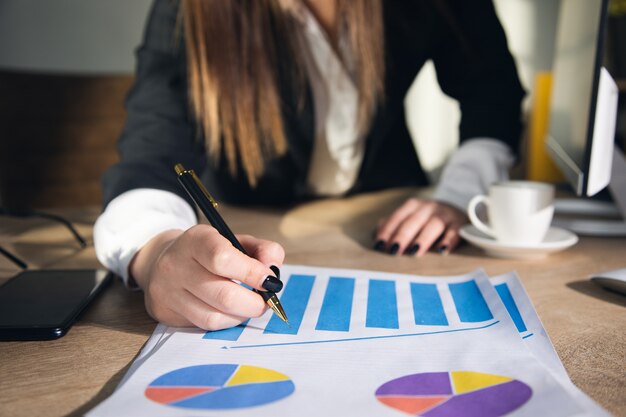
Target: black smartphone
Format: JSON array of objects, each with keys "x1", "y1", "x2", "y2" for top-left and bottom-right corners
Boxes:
[{"x1": 0, "y1": 269, "x2": 112, "y2": 341}]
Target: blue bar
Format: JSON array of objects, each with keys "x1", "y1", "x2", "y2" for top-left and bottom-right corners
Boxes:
[
  {"x1": 410, "y1": 283, "x2": 449, "y2": 326},
  {"x1": 494, "y1": 283, "x2": 527, "y2": 332},
  {"x1": 203, "y1": 320, "x2": 249, "y2": 341},
  {"x1": 264, "y1": 274, "x2": 315, "y2": 335},
  {"x1": 315, "y1": 277, "x2": 355, "y2": 332},
  {"x1": 366, "y1": 279, "x2": 399, "y2": 329},
  {"x1": 449, "y1": 280, "x2": 493, "y2": 322}
]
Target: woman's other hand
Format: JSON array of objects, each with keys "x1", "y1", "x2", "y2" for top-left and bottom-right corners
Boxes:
[
  {"x1": 373, "y1": 198, "x2": 467, "y2": 256},
  {"x1": 129, "y1": 225, "x2": 285, "y2": 330}
]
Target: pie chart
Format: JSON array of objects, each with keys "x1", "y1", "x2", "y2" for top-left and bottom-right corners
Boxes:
[
  {"x1": 375, "y1": 371, "x2": 532, "y2": 417},
  {"x1": 145, "y1": 364, "x2": 295, "y2": 410}
]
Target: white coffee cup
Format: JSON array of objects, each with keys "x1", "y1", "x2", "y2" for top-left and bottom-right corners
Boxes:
[{"x1": 467, "y1": 181, "x2": 555, "y2": 245}]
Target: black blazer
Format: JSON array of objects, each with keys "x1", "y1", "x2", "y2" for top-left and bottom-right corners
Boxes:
[{"x1": 102, "y1": 0, "x2": 525, "y2": 209}]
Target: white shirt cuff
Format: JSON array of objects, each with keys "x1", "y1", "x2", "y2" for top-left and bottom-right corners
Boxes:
[
  {"x1": 93, "y1": 189, "x2": 197, "y2": 285},
  {"x1": 433, "y1": 138, "x2": 515, "y2": 211}
]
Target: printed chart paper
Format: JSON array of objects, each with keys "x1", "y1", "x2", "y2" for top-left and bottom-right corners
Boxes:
[{"x1": 88, "y1": 265, "x2": 607, "y2": 417}]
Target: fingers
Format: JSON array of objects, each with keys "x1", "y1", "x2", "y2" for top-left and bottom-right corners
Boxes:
[
  {"x1": 374, "y1": 199, "x2": 467, "y2": 256},
  {"x1": 384, "y1": 205, "x2": 438, "y2": 254},
  {"x1": 375, "y1": 199, "x2": 424, "y2": 246},
  {"x1": 412, "y1": 216, "x2": 447, "y2": 256},
  {"x1": 178, "y1": 289, "x2": 257, "y2": 331},
  {"x1": 432, "y1": 223, "x2": 463, "y2": 254},
  {"x1": 146, "y1": 252, "x2": 266, "y2": 330},
  {"x1": 184, "y1": 226, "x2": 278, "y2": 291},
  {"x1": 141, "y1": 226, "x2": 279, "y2": 330},
  {"x1": 150, "y1": 284, "x2": 254, "y2": 331},
  {"x1": 185, "y1": 270, "x2": 268, "y2": 318},
  {"x1": 237, "y1": 234, "x2": 285, "y2": 269}
]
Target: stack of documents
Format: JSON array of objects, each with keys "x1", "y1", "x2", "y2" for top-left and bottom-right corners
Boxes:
[{"x1": 88, "y1": 265, "x2": 608, "y2": 416}]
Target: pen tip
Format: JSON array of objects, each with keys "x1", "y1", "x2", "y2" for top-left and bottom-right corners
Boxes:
[{"x1": 266, "y1": 294, "x2": 289, "y2": 323}]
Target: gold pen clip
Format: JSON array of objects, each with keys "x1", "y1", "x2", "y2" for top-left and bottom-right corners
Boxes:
[{"x1": 174, "y1": 163, "x2": 218, "y2": 208}]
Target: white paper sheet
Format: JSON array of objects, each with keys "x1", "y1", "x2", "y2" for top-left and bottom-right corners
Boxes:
[{"x1": 88, "y1": 265, "x2": 608, "y2": 417}]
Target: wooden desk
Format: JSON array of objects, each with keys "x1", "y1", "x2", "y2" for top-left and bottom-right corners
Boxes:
[{"x1": 1, "y1": 188, "x2": 625, "y2": 417}]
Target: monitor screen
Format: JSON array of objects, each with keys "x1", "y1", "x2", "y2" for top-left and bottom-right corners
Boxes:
[{"x1": 547, "y1": 0, "x2": 614, "y2": 196}]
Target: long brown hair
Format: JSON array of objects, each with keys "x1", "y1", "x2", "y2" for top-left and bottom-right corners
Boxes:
[{"x1": 182, "y1": 0, "x2": 384, "y2": 187}]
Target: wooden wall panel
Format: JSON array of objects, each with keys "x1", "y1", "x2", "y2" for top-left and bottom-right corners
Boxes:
[{"x1": 0, "y1": 71, "x2": 133, "y2": 208}]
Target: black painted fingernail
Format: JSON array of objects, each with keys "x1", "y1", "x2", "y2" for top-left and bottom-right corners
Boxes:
[
  {"x1": 438, "y1": 245, "x2": 448, "y2": 254},
  {"x1": 404, "y1": 244, "x2": 420, "y2": 256},
  {"x1": 389, "y1": 243, "x2": 400, "y2": 255},
  {"x1": 270, "y1": 265, "x2": 280, "y2": 280},
  {"x1": 373, "y1": 240, "x2": 386, "y2": 252},
  {"x1": 262, "y1": 276, "x2": 283, "y2": 292}
]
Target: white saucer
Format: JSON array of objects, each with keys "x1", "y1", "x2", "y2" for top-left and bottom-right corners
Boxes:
[{"x1": 459, "y1": 225, "x2": 579, "y2": 260}]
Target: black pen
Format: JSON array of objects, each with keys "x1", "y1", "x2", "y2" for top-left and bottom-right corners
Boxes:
[{"x1": 174, "y1": 163, "x2": 288, "y2": 323}]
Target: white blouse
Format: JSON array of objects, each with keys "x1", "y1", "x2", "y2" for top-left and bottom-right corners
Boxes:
[{"x1": 295, "y1": 3, "x2": 365, "y2": 196}]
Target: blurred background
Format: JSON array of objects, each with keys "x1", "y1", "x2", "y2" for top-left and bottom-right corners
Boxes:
[
  {"x1": 0, "y1": 0, "x2": 151, "y2": 208},
  {"x1": 0, "y1": 0, "x2": 624, "y2": 208}
]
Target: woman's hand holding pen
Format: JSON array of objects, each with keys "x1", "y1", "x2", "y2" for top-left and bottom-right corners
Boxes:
[
  {"x1": 128, "y1": 225, "x2": 285, "y2": 331},
  {"x1": 373, "y1": 198, "x2": 467, "y2": 256}
]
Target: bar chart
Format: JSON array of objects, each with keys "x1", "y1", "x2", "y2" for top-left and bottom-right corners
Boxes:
[
  {"x1": 203, "y1": 267, "x2": 497, "y2": 347},
  {"x1": 494, "y1": 282, "x2": 533, "y2": 339}
]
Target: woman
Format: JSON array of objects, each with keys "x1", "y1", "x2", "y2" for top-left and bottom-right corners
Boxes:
[{"x1": 95, "y1": 0, "x2": 524, "y2": 330}]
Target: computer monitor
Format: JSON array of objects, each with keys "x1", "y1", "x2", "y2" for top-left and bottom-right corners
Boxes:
[{"x1": 546, "y1": 0, "x2": 626, "y2": 236}]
